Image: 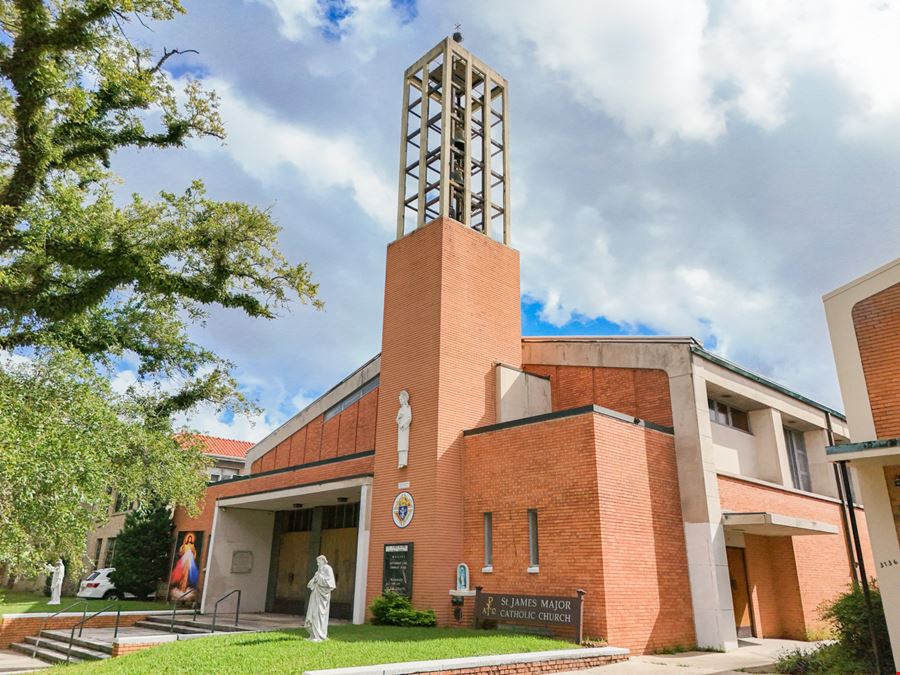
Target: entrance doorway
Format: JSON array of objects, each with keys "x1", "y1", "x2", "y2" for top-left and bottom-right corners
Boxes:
[
  {"x1": 269, "y1": 503, "x2": 359, "y2": 619},
  {"x1": 726, "y1": 546, "x2": 755, "y2": 638}
]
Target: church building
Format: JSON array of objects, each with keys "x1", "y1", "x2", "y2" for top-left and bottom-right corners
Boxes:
[{"x1": 173, "y1": 36, "x2": 873, "y2": 654}]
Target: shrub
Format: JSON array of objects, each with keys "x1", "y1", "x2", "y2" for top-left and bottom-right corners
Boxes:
[
  {"x1": 821, "y1": 582, "x2": 893, "y2": 674},
  {"x1": 370, "y1": 592, "x2": 436, "y2": 627},
  {"x1": 109, "y1": 503, "x2": 173, "y2": 599},
  {"x1": 775, "y1": 582, "x2": 894, "y2": 674}
]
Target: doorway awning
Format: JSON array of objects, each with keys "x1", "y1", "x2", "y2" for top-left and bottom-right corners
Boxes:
[{"x1": 722, "y1": 511, "x2": 838, "y2": 536}]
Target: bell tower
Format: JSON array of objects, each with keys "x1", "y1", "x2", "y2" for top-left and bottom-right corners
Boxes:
[
  {"x1": 396, "y1": 34, "x2": 510, "y2": 243},
  {"x1": 369, "y1": 37, "x2": 521, "y2": 622}
]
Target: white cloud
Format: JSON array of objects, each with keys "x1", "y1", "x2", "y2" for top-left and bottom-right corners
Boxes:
[
  {"x1": 475, "y1": 0, "x2": 900, "y2": 142},
  {"x1": 256, "y1": 0, "x2": 408, "y2": 61},
  {"x1": 174, "y1": 404, "x2": 276, "y2": 444},
  {"x1": 189, "y1": 78, "x2": 394, "y2": 230}
]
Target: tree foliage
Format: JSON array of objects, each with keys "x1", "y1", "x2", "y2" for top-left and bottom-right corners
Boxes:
[
  {"x1": 0, "y1": 0, "x2": 321, "y2": 414},
  {"x1": 109, "y1": 502, "x2": 173, "y2": 599},
  {"x1": 0, "y1": 1, "x2": 321, "y2": 575},
  {"x1": 0, "y1": 350, "x2": 208, "y2": 575}
]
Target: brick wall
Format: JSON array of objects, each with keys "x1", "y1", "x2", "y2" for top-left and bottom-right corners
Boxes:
[
  {"x1": 0, "y1": 612, "x2": 156, "y2": 648},
  {"x1": 368, "y1": 217, "x2": 522, "y2": 625},
  {"x1": 409, "y1": 653, "x2": 628, "y2": 674},
  {"x1": 851, "y1": 281, "x2": 900, "y2": 439},
  {"x1": 522, "y1": 365, "x2": 672, "y2": 428},
  {"x1": 464, "y1": 410, "x2": 694, "y2": 653},
  {"x1": 718, "y1": 474, "x2": 874, "y2": 638},
  {"x1": 172, "y1": 454, "x2": 374, "y2": 592},
  {"x1": 250, "y1": 388, "x2": 379, "y2": 473}
]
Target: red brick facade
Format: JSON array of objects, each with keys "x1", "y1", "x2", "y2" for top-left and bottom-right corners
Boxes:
[
  {"x1": 250, "y1": 388, "x2": 379, "y2": 474},
  {"x1": 852, "y1": 281, "x2": 900, "y2": 439},
  {"x1": 718, "y1": 475, "x2": 874, "y2": 638},
  {"x1": 367, "y1": 217, "x2": 522, "y2": 624},
  {"x1": 522, "y1": 365, "x2": 673, "y2": 428},
  {"x1": 464, "y1": 411, "x2": 694, "y2": 653}
]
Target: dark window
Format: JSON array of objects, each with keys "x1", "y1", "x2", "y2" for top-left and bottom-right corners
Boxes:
[
  {"x1": 483, "y1": 513, "x2": 493, "y2": 567},
  {"x1": 708, "y1": 398, "x2": 750, "y2": 432},
  {"x1": 93, "y1": 539, "x2": 103, "y2": 567},
  {"x1": 528, "y1": 509, "x2": 539, "y2": 567},
  {"x1": 104, "y1": 538, "x2": 117, "y2": 567},
  {"x1": 785, "y1": 428, "x2": 812, "y2": 492},
  {"x1": 323, "y1": 376, "x2": 380, "y2": 422}
]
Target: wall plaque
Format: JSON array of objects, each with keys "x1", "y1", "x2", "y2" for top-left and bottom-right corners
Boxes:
[
  {"x1": 474, "y1": 588, "x2": 586, "y2": 643},
  {"x1": 231, "y1": 550, "x2": 253, "y2": 574},
  {"x1": 383, "y1": 542, "x2": 413, "y2": 597}
]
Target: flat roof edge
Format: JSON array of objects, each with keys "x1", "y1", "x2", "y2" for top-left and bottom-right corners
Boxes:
[{"x1": 692, "y1": 346, "x2": 846, "y2": 420}]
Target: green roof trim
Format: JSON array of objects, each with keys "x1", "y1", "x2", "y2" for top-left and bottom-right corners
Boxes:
[
  {"x1": 690, "y1": 346, "x2": 846, "y2": 421},
  {"x1": 827, "y1": 438, "x2": 900, "y2": 456}
]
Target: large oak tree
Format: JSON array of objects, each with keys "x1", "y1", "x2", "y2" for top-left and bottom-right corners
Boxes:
[{"x1": 0, "y1": 0, "x2": 320, "y2": 574}]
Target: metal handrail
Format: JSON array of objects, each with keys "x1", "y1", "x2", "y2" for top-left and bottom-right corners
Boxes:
[
  {"x1": 66, "y1": 601, "x2": 121, "y2": 664},
  {"x1": 168, "y1": 588, "x2": 196, "y2": 632},
  {"x1": 210, "y1": 589, "x2": 241, "y2": 633},
  {"x1": 31, "y1": 600, "x2": 88, "y2": 658}
]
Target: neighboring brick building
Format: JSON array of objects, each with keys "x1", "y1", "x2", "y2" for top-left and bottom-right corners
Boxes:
[
  {"x1": 170, "y1": 36, "x2": 872, "y2": 655},
  {"x1": 824, "y1": 257, "x2": 900, "y2": 666}
]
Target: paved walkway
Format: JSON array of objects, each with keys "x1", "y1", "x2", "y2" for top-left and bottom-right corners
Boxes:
[
  {"x1": 561, "y1": 638, "x2": 822, "y2": 674},
  {"x1": 0, "y1": 648, "x2": 49, "y2": 674}
]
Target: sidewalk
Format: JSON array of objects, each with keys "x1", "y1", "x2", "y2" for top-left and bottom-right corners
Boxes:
[
  {"x1": 561, "y1": 638, "x2": 822, "y2": 674},
  {"x1": 0, "y1": 648, "x2": 48, "y2": 674}
]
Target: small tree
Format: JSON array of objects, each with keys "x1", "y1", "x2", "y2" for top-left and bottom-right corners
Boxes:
[{"x1": 110, "y1": 503, "x2": 173, "y2": 599}]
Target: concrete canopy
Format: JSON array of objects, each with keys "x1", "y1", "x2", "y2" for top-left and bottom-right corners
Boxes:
[{"x1": 722, "y1": 511, "x2": 838, "y2": 536}]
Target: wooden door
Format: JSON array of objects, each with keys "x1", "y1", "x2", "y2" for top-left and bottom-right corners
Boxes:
[
  {"x1": 273, "y1": 531, "x2": 310, "y2": 614},
  {"x1": 726, "y1": 546, "x2": 754, "y2": 638},
  {"x1": 319, "y1": 527, "x2": 357, "y2": 619}
]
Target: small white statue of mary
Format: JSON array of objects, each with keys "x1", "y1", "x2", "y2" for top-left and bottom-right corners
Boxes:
[
  {"x1": 45, "y1": 559, "x2": 65, "y2": 605},
  {"x1": 305, "y1": 555, "x2": 336, "y2": 641},
  {"x1": 396, "y1": 390, "x2": 412, "y2": 468}
]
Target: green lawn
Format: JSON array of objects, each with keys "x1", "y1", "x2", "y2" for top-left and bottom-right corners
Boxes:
[
  {"x1": 58, "y1": 625, "x2": 576, "y2": 674},
  {"x1": 0, "y1": 592, "x2": 167, "y2": 615}
]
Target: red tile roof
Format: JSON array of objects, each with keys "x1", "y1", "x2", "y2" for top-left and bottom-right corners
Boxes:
[{"x1": 178, "y1": 433, "x2": 254, "y2": 458}]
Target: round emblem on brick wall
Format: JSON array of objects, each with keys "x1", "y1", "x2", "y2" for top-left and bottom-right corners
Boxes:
[{"x1": 392, "y1": 491, "x2": 415, "y2": 528}]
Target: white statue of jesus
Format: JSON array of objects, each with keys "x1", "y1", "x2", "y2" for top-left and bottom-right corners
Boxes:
[
  {"x1": 45, "y1": 559, "x2": 65, "y2": 605},
  {"x1": 305, "y1": 555, "x2": 336, "y2": 641},
  {"x1": 396, "y1": 390, "x2": 412, "y2": 468}
]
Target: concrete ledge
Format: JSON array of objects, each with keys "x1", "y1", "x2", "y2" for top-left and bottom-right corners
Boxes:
[
  {"x1": 302, "y1": 646, "x2": 629, "y2": 675},
  {"x1": 0, "y1": 610, "x2": 193, "y2": 620}
]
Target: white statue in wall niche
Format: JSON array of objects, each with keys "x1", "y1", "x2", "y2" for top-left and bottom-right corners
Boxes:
[
  {"x1": 45, "y1": 559, "x2": 65, "y2": 605},
  {"x1": 396, "y1": 390, "x2": 412, "y2": 468},
  {"x1": 305, "y1": 555, "x2": 336, "y2": 641}
]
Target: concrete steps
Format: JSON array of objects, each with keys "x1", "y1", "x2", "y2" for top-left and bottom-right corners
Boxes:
[
  {"x1": 10, "y1": 633, "x2": 110, "y2": 665},
  {"x1": 136, "y1": 615, "x2": 249, "y2": 634}
]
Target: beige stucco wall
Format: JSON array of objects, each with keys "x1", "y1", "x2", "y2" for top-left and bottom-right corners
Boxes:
[
  {"x1": 853, "y1": 457, "x2": 900, "y2": 667},
  {"x1": 711, "y1": 422, "x2": 759, "y2": 477},
  {"x1": 495, "y1": 362, "x2": 551, "y2": 423},
  {"x1": 202, "y1": 507, "x2": 275, "y2": 614},
  {"x1": 824, "y1": 257, "x2": 900, "y2": 443}
]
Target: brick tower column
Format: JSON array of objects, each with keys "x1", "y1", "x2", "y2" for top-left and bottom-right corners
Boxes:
[{"x1": 367, "y1": 216, "x2": 521, "y2": 622}]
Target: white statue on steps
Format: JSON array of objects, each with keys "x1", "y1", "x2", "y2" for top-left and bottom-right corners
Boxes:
[
  {"x1": 396, "y1": 390, "x2": 412, "y2": 468},
  {"x1": 45, "y1": 559, "x2": 65, "y2": 605},
  {"x1": 305, "y1": 555, "x2": 336, "y2": 641}
]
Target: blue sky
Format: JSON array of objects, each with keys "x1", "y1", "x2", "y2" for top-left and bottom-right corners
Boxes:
[{"x1": 107, "y1": 0, "x2": 900, "y2": 441}]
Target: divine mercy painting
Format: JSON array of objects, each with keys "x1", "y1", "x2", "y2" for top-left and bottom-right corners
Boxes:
[{"x1": 169, "y1": 531, "x2": 203, "y2": 602}]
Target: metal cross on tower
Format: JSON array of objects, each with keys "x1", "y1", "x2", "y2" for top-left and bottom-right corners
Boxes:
[{"x1": 396, "y1": 36, "x2": 510, "y2": 244}]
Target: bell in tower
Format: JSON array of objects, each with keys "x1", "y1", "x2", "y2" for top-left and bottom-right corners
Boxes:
[{"x1": 395, "y1": 34, "x2": 510, "y2": 244}]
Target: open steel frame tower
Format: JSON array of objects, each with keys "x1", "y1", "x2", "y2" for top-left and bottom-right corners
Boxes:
[{"x1": 396, "y1": 37, "x2": 510, "y2": 244}]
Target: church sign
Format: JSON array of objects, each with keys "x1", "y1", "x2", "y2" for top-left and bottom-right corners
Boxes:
[
  {"x1": 382, "y1": 542, "x2": 413, "y2": 597},
  {"x1": 474, "y1": 588, "x2": 586, "y2": 644}
]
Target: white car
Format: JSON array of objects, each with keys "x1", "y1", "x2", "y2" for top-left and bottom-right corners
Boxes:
[{"x1": 76, "y1": 568, "x2": 129, "y2": 600}]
